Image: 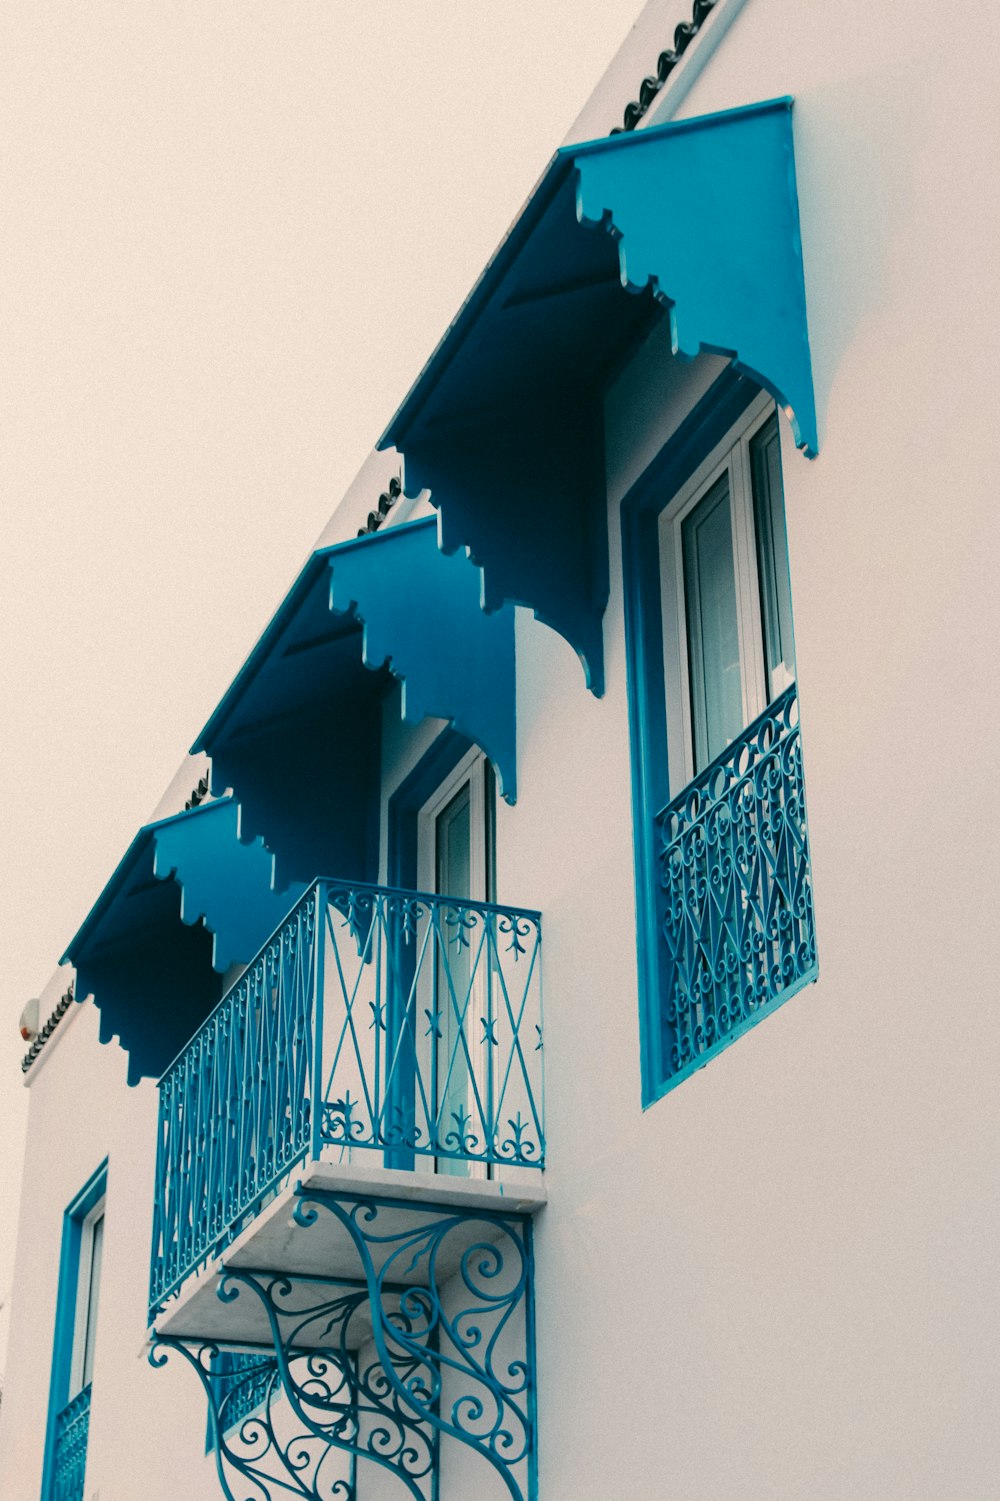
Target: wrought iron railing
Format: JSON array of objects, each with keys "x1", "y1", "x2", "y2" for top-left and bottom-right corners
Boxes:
[
  {"x1": 655, "y1": 683, "x2": 816, "y2": 1080},
  {"x1": 51, "y1": 1385, "x2": 91, "y2": 1501},
  {"x1": 206, "y1": 1350, "x2": 278, "y2": 1450},
  {"x1": 150, "y1": 880, "x2": 543, "y2": 1314}
]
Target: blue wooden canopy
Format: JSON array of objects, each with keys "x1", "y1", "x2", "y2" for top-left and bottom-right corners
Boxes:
[
  {"x1": 192, "y1": 517, "x2": 517, "y2": 890},
  {"x1": 380, "y1": 97, "x2": 816, "y2": 695},
  {"x1": 62, "y1": 797, "x2": 304, "y2": 1085}
]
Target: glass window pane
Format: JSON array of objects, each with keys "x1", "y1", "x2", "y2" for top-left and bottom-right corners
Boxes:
[
  {"x1": 682, "y1": 474, "x2": 744, "y2": 770},
  {"x1": 750, "y1": 414, "x2": 796, "y2": 698},
  {"x1": 435, "y1": 786, "x2": 473, "y2": 1177},
  {"x1": 81, "y1": 1212, "x2": 104, "y2": 1388},
  {"x1": 435, "y1": 787, "x2": 471, "y2": 900}
]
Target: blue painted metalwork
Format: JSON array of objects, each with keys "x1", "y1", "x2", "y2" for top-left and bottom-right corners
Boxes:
[
  {"x1": 380, "y1": 98, "x2": 817, "y2": 695},
  {"x1": 620, "y1": 369, "x2": 785, "y2": 1104},
  {"x1": 157, "y1": 1318, "x2": 415, "y2": 1501},
  {"x1": 152, "y1": 1184, "x2": 536, "y2": 1501},
  {"x1": 205, "y1": 1350, "x2": 279, "y2": 1453},
  {"x1": 654, "y1": 684, "x2": 816, "y2": 1086},
  {"x1": 214, "y1": 1351, "x2": 277, "y2": 1433},
  {"x1": 63, "y1": 798, "x2": 304, "y2": 1085},
  {"x1": 149, "y1": 881, "x2": 543, "y2": 1315},
  {"x1": 191, "y1": 518, "x2": 517, "y2": 891},
  {"x1": 50, "y1": 1386, "x2": 91, "y2": 1501}
]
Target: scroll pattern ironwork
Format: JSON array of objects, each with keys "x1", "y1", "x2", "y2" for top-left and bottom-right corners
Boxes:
[
  {"x1": 655, "y1": 684, "x2": 815, "y2": 1078},
  {"x1": 154, "y1": 1304, "x2": 431, "y2": 1501},
  {"x1": 51, "y1": 1385, "x2": 91, "y2": 1501},
  {"x1": 150, "y1": 882, "x2": 543, "y2": 1316},
  {"x1": 151, "y1": 1186, "x2": 536, "y2": 1501},
  {"x1": 211, "y1": 1350, "x2": 279, "y2": 1440}
]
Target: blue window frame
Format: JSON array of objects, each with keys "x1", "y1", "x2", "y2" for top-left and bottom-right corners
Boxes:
[
  {"x1": 622, "y1": 373, "x2": 817, "y2": 1105},
  {"x1": 42, "y1": 1160, "x2": 108, "y2": 1501}
]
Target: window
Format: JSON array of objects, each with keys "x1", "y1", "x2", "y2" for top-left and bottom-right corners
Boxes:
[
  {"x1": 416, "y1": 748, "x2": 495, "y2": 1178},
  {"x1": 43, "y1": 1161, "x2": 108, "y2": 1501},
  {"x1": 623, "y1": 381, "x2": 817, "y2": 1105},
  {"x1": 659, "y1": 398, "x2": 796, "y2": 789},
  {"x1": 386, "y1": 732, "x2": 513, "y2": 1176},
  {"x1": 71, "y1": 1203, "x2": 104, "y2": 1395}
]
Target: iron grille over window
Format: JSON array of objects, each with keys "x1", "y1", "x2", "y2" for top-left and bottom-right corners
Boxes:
[{"x1": 624, "y1": 388, "x2": 818, "y2": 1101}]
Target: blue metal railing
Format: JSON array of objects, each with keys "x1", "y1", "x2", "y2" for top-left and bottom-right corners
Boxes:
[
  {"x1": 51, "y1": 1385, "x2": 91, "y2": 1501},
  {"x1": 655, "y1": 683, "x2": 816, "y2": 1080},
  {"x1": 205, "y1": 1350, "x2": 277, "y2": 1451},
  {"x1": 149, "y1": 881, "x2": 543, "y2": 1314}
]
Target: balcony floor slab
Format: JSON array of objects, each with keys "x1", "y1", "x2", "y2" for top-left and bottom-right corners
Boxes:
[{"x1": 151, "y1": 1160, "x2": 546, "y2": 1349}]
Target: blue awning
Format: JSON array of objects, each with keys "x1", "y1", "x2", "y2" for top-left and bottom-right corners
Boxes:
[
  {"x1": 380, "y1": 97, "x2": 816, "y2": 695},
  {"x1": 63, "y1": 797, "x2": 305, "y2": 1084},
  {"x1": 192, "y1": 517, "x2": 517, "y2": 890}
]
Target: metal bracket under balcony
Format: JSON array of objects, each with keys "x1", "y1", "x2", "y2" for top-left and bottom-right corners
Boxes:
[{"x1": 152, "y1": 1176, "x2": 542, "y2": 1501}]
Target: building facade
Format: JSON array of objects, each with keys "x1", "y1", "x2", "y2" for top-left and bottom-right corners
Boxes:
[{"x1": 2, "y1": 2, "x2": 998, "y2": 1498}]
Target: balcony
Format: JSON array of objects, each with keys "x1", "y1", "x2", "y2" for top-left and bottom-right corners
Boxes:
[
  {"x1": 149, "y1": 879, "x2": 544, "y2": 1318},
  {"x1": 50, "y1": 1385, "x2": 90, "y2": 1501},
  {"x1": 655, "y1": 683, "x2": 817, "y2": 1082}
]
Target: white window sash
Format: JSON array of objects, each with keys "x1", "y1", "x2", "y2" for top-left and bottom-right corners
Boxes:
[
  {"x1": 69, "y1": 1197, "x2": 105, "y2": 1397},
  {"x1": 658, "y1": 390, "x2": 781, "y2": 793},
  {"x1": 415, "y1": 748, "x2": 492, "y2": 1180}
]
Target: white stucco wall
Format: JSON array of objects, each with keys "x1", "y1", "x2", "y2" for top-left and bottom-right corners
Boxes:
[
  {"x1": 0, "y1": 1001, "x2": 221, "y2": 1501},
  {"x1": 518, "y1": 4, "x2": 999, "y2": 1496},
  {"x1": 3, "y1": 3, "x2": 998, "y2": 1499}
]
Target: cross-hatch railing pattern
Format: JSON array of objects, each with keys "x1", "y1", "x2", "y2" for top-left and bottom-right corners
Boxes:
[
  {"x1": 655, "y1": 683, "x2": 815, "y2": 1079},
  {"x1": 51, "y1": 1385, "x2": 91, "y2": 1501},
  {"x1": 149, "y1": 880, "x2": 543, "y2": 1314}
]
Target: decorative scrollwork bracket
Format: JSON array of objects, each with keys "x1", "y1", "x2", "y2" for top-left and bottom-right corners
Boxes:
[{"x1": 151, "y1": 1185, "x2": 537, "y2": 1501}]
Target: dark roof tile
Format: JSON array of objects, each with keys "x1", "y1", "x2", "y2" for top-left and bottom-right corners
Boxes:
[
  {"x1": 21, "y1": 982, "x2": 75, "y2": 1074},
  {"x1": 357, "y1": 475, "x2": 403, "y2": 538},
  {"x1": 613, "y1": 0, "x2": 718, "y2": 134}
]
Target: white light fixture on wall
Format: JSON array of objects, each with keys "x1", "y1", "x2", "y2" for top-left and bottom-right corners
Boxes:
[{"x1": 18, "y1": 997, "x2": 39, "y2": 1042}]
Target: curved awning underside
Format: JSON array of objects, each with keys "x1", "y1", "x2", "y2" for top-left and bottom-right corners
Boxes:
[
  {"x1": 62, "y1": 797, "x2": 304, "y2": 1084},
  {"x1": 380, "y1": 97, "x2": 816, "y2": 694},
  {"x1": 326, "y1": 519, "x2": 517, "y2": 795},
  {"x1": 192, "y1": 518, "x2": 517, "y2": 890}
]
